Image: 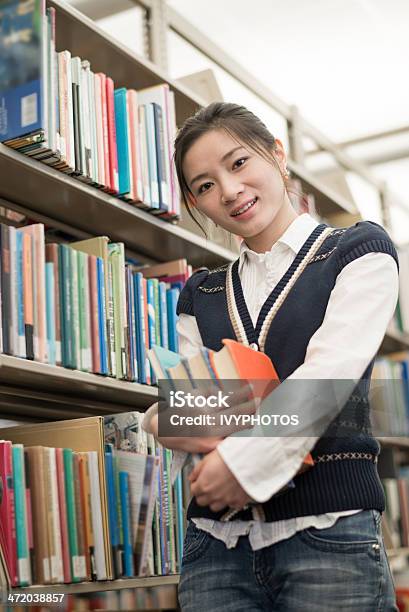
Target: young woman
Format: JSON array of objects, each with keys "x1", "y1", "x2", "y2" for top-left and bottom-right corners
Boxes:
[{"x1": 146, "y1": 102, "x2": 399, "y2": 611}]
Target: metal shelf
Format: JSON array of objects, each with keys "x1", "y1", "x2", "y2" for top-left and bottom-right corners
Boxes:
[
  {"x1": 10, "y1": 574, "x2": 179, "y2": 595},
  {"x1": 0, "y1": 145, "x2": 236, "y2": 268}
]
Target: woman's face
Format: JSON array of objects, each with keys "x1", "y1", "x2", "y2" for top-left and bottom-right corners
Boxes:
[{"x1": 182, "y1": 128, "x2": 296, "y2": 251}]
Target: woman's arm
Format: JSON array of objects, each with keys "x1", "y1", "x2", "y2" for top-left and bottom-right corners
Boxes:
[{"x1": 191, "y1": 252, "x2": 399, "y2": 506}]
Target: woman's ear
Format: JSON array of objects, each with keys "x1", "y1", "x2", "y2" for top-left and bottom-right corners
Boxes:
[{"x1": 272, "y1": 138, "x2": 287, "y2": 173}]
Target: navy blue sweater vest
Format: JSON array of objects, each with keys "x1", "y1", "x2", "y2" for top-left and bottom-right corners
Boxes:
[{"x1": 176, "y1": 221, "x2": 399, "y2": 522}]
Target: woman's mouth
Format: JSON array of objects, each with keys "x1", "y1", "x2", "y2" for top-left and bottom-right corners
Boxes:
[{"x1": 230, "y1": 197, "x2": 257, "y2": 218}]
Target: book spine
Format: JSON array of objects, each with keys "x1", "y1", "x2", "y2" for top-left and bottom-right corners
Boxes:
[
  {"x1": 87, "y1": 451, "x2": 108, "y2": 581},
  {"x1": 105, "y1": 451, "x2": 122, "y2": 578},
  {"x1": 46, "y1": 448, "x2": 64, "y2": 583},
  {"x1": 119, "y1": 471, "x2": 134, "y2": 577},
  {"x1": 159, "y1": 282, "x2": 169, "y2": 350},
  {"x1": 70, "y1": 247, "x2": 80, "y2": 369},
  {"x1": 55, "y1": 448, "x2": 72, "y2": 583},
  {"x1": 97, "y1": 257, "x2": 108, "y2": 375},
  {"x1": 114, "y1": 88, "x2": 131, "y2": 196},
  {"x1": 72, "y1": 453, "x2": 89, "y2": 580},
  {"x1": 45, "y1": 262, "x2": 56, "y2": 365},
  {"x1": 12, "y1": 445, "x2": 31, "y2": 586},
  {"x1": 62, "y1": 448, "x2": 83, "y2": 582},
  {"x1": 0, "y1": 441, "x2": 18, "y2": 586},
  {"x1": 106, "y1": 77, "x2": 119, "y2": 193},
  {"x1": 9, "y1": 226, "x2": 17, "y2": 356},
  {"x1": 45, "y1": 243, "x2": 61, "y2": 364},
  {"x1": 15, "y1": 230, "x2": 26, "y2": 357},
  {"x1": 79, "y1": 453, "x2": 96, "y2": 580},
  {"x1": 1, "y1": 224, "x2": 11, "y2": 354}
]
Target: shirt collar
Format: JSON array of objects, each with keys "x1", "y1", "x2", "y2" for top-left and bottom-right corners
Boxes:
[{"x1": 238, "y1": 213, "x2": 320, "y2": 273}]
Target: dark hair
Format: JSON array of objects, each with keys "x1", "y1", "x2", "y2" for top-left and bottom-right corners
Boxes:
[{"x1": 173, "y1": 102, "x2": 285, "y2": 234}]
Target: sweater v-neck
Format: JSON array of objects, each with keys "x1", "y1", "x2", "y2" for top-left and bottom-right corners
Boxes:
[{"x1": 231, "y1": 223, "x2": 328, "y2": 347}]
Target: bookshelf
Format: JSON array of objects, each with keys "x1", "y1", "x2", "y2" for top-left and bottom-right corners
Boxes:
[
  {"x1": 11, "y1": 574, "x2": 179, "y2": 596},
  {"x1": 0, "y1": 0, "x2": 408, "y2": 604}
]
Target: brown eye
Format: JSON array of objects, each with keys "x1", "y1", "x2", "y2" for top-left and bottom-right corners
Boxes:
[
  {"x1": 198, "y1": 182, "x2": 212, "y2": 194},
  {"x1": 233, "y1": 157, "x2": 247, "y2": 169}
]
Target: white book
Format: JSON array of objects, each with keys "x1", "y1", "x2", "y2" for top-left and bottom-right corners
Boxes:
[
  {"x1": 81, "y1": 60, "x2": 92, "y2": 180},
  {"x1": 71, "y1": 57, "x2": 86, "y2": 176},
  {"x1": 137, "y1": 84, "x2": 172, "y2": 211},
  {"x1": 94, "y1": 74, "x2": 105, "y2": 188},
  {"x1": 88, "y1": 67, "x2": 99, "y2": 184},
  {"x1": 87, "y1": 451, "x2": 108, "y2": 580},
  {"x1": 46, "y1": 448, "x2": 64, "y2": 583}
]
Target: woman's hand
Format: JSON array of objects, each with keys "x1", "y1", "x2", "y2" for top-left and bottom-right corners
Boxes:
[
  {"x1": 189, "y1": 448, "x2": 253, "y2": 512},
  {"x1": 151, "y1": 383, "x2": 258, "y2": 454},
  {"x1": 151, "y1": 413, "x2": 224, "y2": 454}
]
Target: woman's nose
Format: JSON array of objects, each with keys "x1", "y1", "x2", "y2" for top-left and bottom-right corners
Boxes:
[{"x1": 220, "y1": 180, "x2": 243, "y2": 204}]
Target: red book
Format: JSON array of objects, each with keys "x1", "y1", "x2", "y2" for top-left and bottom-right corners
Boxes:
[
  {"x1": 0, "y1": 441, "x2": 18, "y2": 586},
  {"x1": 55, "y1": 448, "x2": 72, "y2": 583},
  {"x1": 106, "y1": 77, "x2": 119, "y2": 194},
  {"x1": 97, "y1": 73, "x2": 111, "y2": 193}
]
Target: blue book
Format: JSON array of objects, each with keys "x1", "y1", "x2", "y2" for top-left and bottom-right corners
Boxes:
[
  {"x1": 174, "y1": 472, "x2": 184, "y2": 571},
  {"x1": 166, "y1": 288, "x2": 180, "y2": 353},
  {"x1": 119, "y1": 471, "x2": 134, "y2": 577},
  {"x1": 96, "y1": 257, "x2": 108, "y2": 375},
  {"x1": 144, "y1": 103, "x2": 160, "y2": 210},
  {"x1": 105, "y1": 447, "x2": 122, "y2": 578},
  {"x1": 45, "y1": 262, "x2": 56, "y2": 365},
  {"x1": 15, "y1": 231, "x2": 25, "y2": 358},
  {"x1": 133, "y1": 272, "x2": 147, "y2": 384},
  {"x1": 151, "y1": 102, "x2": 168, "y2": 214},
  {"x1": 12, "y1": 444, "x2": 31, "y2": 586},
  {"x1": 147, "y1": 279, "x2": 157, "y2": 384},
  {"x1": 147, "y1": 344, "x2": 180, "y2": 381},
  {"x1": 114, "y1": 88, "x2": 131, "y2": 196},
  {"x1": 0, "y1": 0, "x2": 45, "y2": 143},
  {"x1": 125, "y1": 266, "x2": 137, "y2": 381},
  {"x1": 159, "y1": 281, "x2": 169, "y2": 349}
]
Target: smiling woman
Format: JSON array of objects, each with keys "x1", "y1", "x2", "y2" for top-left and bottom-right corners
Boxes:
[{"x1": 145, "y1": 102, "x2": 400, "y2": 611}]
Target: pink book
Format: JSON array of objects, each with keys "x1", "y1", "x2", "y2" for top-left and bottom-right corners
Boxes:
[
  {"x1": 0, "y1": 441, "x2": 18, "y2": 586},
  {"x1": 97, "y1": 73, "x2": 111, "y2": 192},
  {"x1": 106, "y1": 77, "x2": 119, "y2": 194}
]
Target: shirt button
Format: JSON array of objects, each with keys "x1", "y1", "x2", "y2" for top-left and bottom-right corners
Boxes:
[{"x1": 249, "y1": 343, "x2": 259, "y2": 351}]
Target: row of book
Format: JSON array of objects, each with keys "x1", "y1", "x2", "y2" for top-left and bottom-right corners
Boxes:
[
  {"x1": 372, "y1": 353, "x2": 409, "y2": 436},
  {"x1": 0, "y1": 221, "x2": 192, "y2": 383},
  {"x1": 0, "y1": 0, "x2": 180, "y2": 217},
  {"x1": 383, "y1": 473, "x2": 409, "y2": 551},
  {"x1": 0, "y1": 410, "x2": 187, "y2": 589}
]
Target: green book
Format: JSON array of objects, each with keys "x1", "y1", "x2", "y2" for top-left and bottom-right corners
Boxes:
[
  {"x1": 12, "y1": 445, "x2": 31, "y2": 586},
  {"x1": 59, "y1": 244, "x2": 74, "y2": 368},
  {"x1": 152, "y1": 278, "x2": 161, "y2": 346},
  {"x1": 63, "y1": 448, "x2": 83, "y2": 582}
]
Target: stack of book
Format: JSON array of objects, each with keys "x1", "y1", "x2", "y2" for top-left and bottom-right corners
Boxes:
[
  {"x1": 0, "y1": 220, "x2": 191, "y2": 384},
  {"x1": 0, "y1": 412, "x2": 186, "y2": 589},
  {"x1": 0, "y1": 0, "x2": 180, "y2": 217}
]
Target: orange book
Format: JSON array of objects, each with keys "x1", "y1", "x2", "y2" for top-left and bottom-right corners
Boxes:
[{"x1": 210, "y1": 339, "x2": 313, "y2": 469}]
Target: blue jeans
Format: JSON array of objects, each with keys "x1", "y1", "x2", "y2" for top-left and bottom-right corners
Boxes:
[{"x1": 178, "y1": 510, "x2": 397, "y2": 611}]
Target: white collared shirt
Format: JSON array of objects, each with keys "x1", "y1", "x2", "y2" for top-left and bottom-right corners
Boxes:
[{"x1": 175, "y1": 213, "x2": 399, "y2": 550}]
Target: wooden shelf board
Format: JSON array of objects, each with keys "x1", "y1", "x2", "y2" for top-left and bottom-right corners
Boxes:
[
  {"x1": 0, "y1": 145, "x2": 236, "y2": 268},
  {"x1": 287, "y1": 160, "x2": 358, "y2": 219},
  {"x1": 380, "y1": 327, "x2": 409, "y2": 355},
  {"x1": 10, "y1": 574, "x2": 179, "y2": 595},
  {"x1": 379, "y1": 437, "x2": 409, "y2": 450},
  {"x1": 0, "y1": 355, "x2": 158, "y2": 414}
]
